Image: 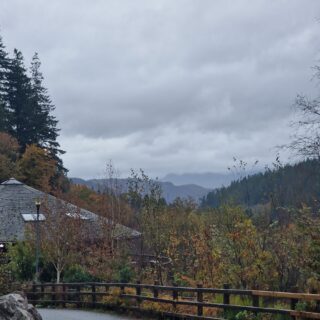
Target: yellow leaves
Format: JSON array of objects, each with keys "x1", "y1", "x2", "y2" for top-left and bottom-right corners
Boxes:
[
  {"x1": 17, "y1": 144, "x2": 57, "y2": 192},
  {"x1": 0, "y1": 132, "x2": 20, "y2": 181},
  {"x1": 0, "y1": 132, "x2": 19, "y2": 158}
]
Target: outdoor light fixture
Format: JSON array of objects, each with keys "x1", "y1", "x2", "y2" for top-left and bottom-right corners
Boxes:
[
  {"x1": 35, "y1": 199, "x2": 41, "y2": 211},
  {"x1": 34, "y1": 198, "x2": 41, "y2": 282}
]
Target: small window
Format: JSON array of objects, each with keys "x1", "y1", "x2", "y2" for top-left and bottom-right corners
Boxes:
[
  {"x1": 21, "y1": 213, "x2": 46, "y2": 222},
  {"x1": 0, "y1": 243, "x2": 6, "y2": 253},
  {"x1": 66, "y1": 212, "x2": 90, "y2": 220}
]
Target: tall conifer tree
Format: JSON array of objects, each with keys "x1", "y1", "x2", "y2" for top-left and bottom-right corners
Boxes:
[
  {"x1": 0, "y1": 34, "x2": 67, "y2": 188},
  {"x1": 0, "y1": 101, "x2": 6, "y2": 131},
  {"x1": 6, "y1": 49, "x2": 34, "y2": 148},
  {"x1": 0, "y1": 35, "x2": 10, "y2": 131},
  {"x1": 29, "y1": 52, "x2": 65, "y2": 168},
  {"x1": 6, "y1": 51, "x2": 65, "y2": 168}
]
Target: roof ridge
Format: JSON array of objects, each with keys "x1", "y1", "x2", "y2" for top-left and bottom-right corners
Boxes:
[{"x1": 1, "y1": 178, "x2": 23, "y2": 185}]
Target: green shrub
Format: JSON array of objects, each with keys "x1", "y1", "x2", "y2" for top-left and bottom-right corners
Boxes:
[
  {"x1": 224, "y1": 310, "x2": 291, "y2": 320},
  {"x1": 63, "y1": 265, "x2": 95, "y2": 283},
  {"x1": 173, "y1": 273, "x2": 192, "y2": 287},
  {"x1": 0, "y1": 259, "x2": 12, "y2": 294},
  {"x1": 117, "y1": 264, "x2": 134, "y2": 283},
  {"x1": 295, "y1": 300, "x2": 307, "y2": 311},
  {"x1": 8, "y1": 242, "x2": 35, "y2": 281},
  {"x1": 8, "y1": 241, "x2": 56, "y2": 282},
  {"x1": 39, "y1": 262, "x2": 56, "y2": 283},
  {"x1": 235, "y1": 311, "x2": 256, "y2": 320}
]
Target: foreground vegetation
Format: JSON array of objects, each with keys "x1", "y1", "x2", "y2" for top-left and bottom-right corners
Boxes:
[
  {"x1": 1, "y1": 29, "x2": 320, "y2": 320},
  {"x1": 3, "y1": 177, "x2": 320, "y2": 293}
]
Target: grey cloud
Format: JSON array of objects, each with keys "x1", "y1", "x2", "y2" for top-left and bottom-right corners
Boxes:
[{"x1": 1, "y1": 0, "x2": 320, "y2": 178}]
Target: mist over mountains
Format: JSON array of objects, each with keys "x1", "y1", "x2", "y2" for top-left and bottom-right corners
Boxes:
[
  {"x1": 161, "y1": 172, "x2": 235, "y2": 189},
  {"x1": 70, "y1": 173, "x2": 229, "y2": 203}
]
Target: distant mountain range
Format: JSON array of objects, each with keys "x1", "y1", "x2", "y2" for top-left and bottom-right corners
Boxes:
[
  {"x1": 70, "y1": 177, "x2": 213, "y2": 203},
  {"x1": 161, "y1": 172, "x2": 235, "y2": 189}
]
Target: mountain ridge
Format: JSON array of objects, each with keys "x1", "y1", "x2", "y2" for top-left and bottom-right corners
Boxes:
[
  {"x1": 70, "y1": 177, "x2": 212, "y2": 203},
  {"x1": 161, "y1": 172, "x2": 235, "y2": 188}
]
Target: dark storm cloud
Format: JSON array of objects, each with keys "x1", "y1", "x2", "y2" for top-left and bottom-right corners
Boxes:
[{"x1": 1, "y1": 0, "x2": 320, "y2": 178}]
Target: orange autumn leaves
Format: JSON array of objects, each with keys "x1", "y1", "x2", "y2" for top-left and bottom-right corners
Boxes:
[{"x1": 0, "y1": 132, "x2": 60, "y2": 192}]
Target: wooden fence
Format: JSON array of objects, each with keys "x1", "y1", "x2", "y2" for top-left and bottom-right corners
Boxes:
[{"x1": 25, "y1": 282, "x2": 320, "y2": 319}]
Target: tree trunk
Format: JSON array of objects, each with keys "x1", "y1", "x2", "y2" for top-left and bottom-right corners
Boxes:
[{"x1": 57, "y1": 269, "x2": 61, "y2": 283}]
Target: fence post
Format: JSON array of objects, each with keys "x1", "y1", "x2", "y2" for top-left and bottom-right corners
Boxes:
[
  {"x1": 311, "y1": 289, "x2": 320, "y2": 312},
  {"x1": 223, "y1": 283, "x2": 230, "y2": 314},
  {"x1": 252, "y1": 294, "x2": 259, "y2": 308},
  {"x1": 197, "y1": 283, "x2": 203, "y2": 316},
  {"x1": 40, "y1": 284, "x2": 44, "y2": 304},
  {"x1": 290, "y1": 298, "x2": 298, "y2": 320},
  {"x1": 223, "y1": 284, "x2": 230, "y2": 304},
  {"x1": 172, "y1": 283, "x2": 178, "y2": 310},
  {"x1": 32, "y1": 282, "x2": 36, "y2": 304},
  {"x1": 120, "y1": 283, "x2": 125, "y2": 296},
  {"x1": 76, "y1": 284, "x2": 81, "y2": 308},
  {"x1": 92, "y1": 284, "x2": 96, "y2": 306},
  {"x1": 252, "y1": 292, "x2": 259, "y2": 316},
  {"x1": 154, "y1": 280, "x2": 159, "y2": 298},
  {"x1": 290, "y1": 286, "x2": 298, "y2": 320},
  {"x1": 136, "y1": 281, "x2": 141, "y2": 304},
  {"x1": 62, "y1": 284, "x2": 66, "y2": 308},
  {"x1": 52, "y1": 284, "x2": 56, "y2": 306}
]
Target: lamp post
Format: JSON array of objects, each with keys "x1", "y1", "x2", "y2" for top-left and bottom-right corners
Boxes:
[{"x1": 35, "y1": 199, "x2": 41, "y2": 282}]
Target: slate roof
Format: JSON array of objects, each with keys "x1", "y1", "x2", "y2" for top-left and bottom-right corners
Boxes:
[{"x1": 0, "y1": 178, "x2": 140, "y2": 242}]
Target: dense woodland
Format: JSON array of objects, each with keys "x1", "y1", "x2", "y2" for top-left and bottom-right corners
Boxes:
[
  {"x1": 2, "y1": 32, "x2": 320, "y2": 319},
  {"x1": 202, "y1": 158, "x2": 320, "y2": 210}
]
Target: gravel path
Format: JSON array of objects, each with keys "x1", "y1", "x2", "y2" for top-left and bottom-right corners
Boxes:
[{"x1": 38, "y1": 308, "x2": 138, "y2": 320}]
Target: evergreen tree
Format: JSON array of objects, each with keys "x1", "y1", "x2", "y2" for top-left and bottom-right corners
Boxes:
[
  {"x1": 0, "y1": 35, "x2": 10, "y2": 131},
  {"x1": 0, "y1": 34, "x2": 68, "y2": 191},
  {"x1": 6, "y1": 49, "x2": 34, "y2": 148},
  {"x1": 29, "y1": 53, "x2": 65, "y2": 168},
  {"x1": 201, "y1": 158, "x2": 320, "y2": 211},
  {"x1": 0, "y1": 101, "x2": 6, "y2": 131},
  {"x1": 6, "y1": 50, "x2": 66, "y2": 172}
]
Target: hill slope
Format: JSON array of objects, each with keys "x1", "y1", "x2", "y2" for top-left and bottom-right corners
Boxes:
[
  {"x1": 70, "y1": 178, "x2": 211, "y2": 203},
  {"x1": 202, "y1": 159, "x2": 320, "y2": 209}
]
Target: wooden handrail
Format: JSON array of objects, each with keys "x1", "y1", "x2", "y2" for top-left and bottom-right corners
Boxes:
[{"x1": 25, "y1": 282, "x2": 320, "y2": 319}]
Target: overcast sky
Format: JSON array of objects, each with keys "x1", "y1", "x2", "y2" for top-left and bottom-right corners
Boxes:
[{"x1": 1, "y1": 1, "x2": 320, "y2": 179}]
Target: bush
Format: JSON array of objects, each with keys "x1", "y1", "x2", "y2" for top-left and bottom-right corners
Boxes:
[
  {"x1": 39, "y1": 262, "x2": 56, "y2": 283},
  {"x1": 173, "y1": 273, "x2": 195, "y2": 287},
  {"x1": 0, "y1": 260, "x2": 13, "y2": 294},
  {"x1": 63, "y1": 265, "x2": 95, "y2": 283},
  {"x1": 8, "y1": 242, "x2": 35, "y2": 281},
  {"x1": 8, "y1": 241, "x2": 56, "y2": 282},
  {"x1": 235, "y1": 311, "x2": 256, "y2": 320},
  {"x1": 224, "y1": 310, "x2": 291, "y2": 320},
  {"x1": 117, "y1": 264, "x2": 135, "y2": 283}
]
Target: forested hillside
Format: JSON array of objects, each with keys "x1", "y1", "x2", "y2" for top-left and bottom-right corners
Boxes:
[
  {"x1": 202, "y1": 159, "x2": 320, "y2": 209},
  {"x1": 0, "y1": 34, "x2": 67, "y2": 192}
]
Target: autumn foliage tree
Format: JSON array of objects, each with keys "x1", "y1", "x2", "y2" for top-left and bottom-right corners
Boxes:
[
  {"x1": 17, "y1": 144, "x2": 57, "y2": 192},
  {"x1": 40, "y1": 199, "x2": 84, "y2": 283},
  {"x1": 127, "y1": 170, "x2": 170, "y2": 284},
  {"x1": 0, "y1": 132, "x2": 19, "y2": 181}
]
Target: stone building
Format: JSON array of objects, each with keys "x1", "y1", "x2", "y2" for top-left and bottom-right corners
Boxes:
[{"x1": 0, "y1": 178, "x2": 140, "y2": 251}]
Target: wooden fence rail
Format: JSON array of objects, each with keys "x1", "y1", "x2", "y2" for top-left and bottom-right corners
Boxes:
[{"x1": 24, "y1": 282, "x2": 320, "y2": 319}]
